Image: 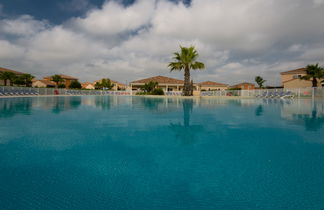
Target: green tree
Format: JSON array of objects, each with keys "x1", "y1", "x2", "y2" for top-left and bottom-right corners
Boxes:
[
  {"x1": 301, "y1": 63, "x2": 324, "y2": 87},
  {"x1": 101, "y1": 78, "x2": 114, "y2": 89},
  {"x1": 142, "y1": 81, "x2": 158, "y2": 93},
  {"x1": 168, "y1": 46, "x2": 205, "y2": 96},
  {"x1": 15, "y1": 74, "x2": 35, "y2": 87},
  {"x1": 69, "y1": 80, "x2": 82, "y2": 89},
  {"x1": 95, "y1": 78, "x2": 114, "y2": 90},
  {"x1": 51, "y1": 75, "x2": 64, "y2": 88},
  {"x1": 0, "y1": 72, "x2": 17, "y2": 86},
  {"x1": 255, "y1": 76, "x2": 266, "y2": 88}
]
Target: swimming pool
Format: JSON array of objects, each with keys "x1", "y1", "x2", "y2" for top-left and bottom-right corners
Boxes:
[{"x1": 1, "y1": 96, "x2": 324, "y2": 209}]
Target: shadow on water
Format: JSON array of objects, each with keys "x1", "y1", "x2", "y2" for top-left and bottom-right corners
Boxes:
[{"x1": 169, "y1": 99, "x2": 203, "y2": 144}]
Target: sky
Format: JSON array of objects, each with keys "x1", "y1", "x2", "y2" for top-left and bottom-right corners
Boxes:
[{"x1": 0, "y1": 0, "x2": 324, "y2": 85}]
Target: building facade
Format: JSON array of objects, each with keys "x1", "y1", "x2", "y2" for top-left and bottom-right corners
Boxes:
[
  {"x1": 0, "y1": 67, "x2": 25, "y2": 86},
  {"x1": 43, "y1": 74, "x2": 78, "y2": 88},
  {"x1": 280, "y1": 68, "x2": 323, "y2": 88},
  {"x1": 230, "y1": 82, "x2": 255, "y2": 90},
  {"x1": 130, "y1": 76, "x2": 199, "y2": 92},
  {"x1": 198, "y1": 81, "x2": 229, "y2": 91},
  {"x1": 32, "y1": 80, "x2": 56, "y2": 88}
]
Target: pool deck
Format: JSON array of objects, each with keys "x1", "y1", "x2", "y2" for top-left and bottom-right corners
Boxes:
[{"x1": 0, "y1": 94, "x2": 256, "y2": 99}]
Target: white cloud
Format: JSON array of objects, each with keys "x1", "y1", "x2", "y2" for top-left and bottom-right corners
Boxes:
[
  {"x1": 0, "y1": 0, "x2": 324, "y2": 85},
  {"x1": 0, "y1": 40, "x2": 24, "y2": 59},
  {"x1": 72, "y1": 0, "x2": 155, "y2": 36},
  {"x1": 0, "y1": 15, "x2": 48, "y2": 36}
]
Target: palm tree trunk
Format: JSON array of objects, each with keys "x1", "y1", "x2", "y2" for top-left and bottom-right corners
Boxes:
[
  {"x1": 312, "y1": 77, "x2": 318, "y2": 87},
  {"x1": 183, "y1": 67, "x2": 191, "y2": 96}
]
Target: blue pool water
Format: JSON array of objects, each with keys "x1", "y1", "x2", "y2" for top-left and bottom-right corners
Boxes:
[{"x1": 1, "y1": 96, "x2": 324, "y2": 209}]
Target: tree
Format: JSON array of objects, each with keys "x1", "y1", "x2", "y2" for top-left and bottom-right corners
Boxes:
[
  {"x1": 142, "y1": 81, "x2": 158, "y2": 93},
  {"x1": 69, "y1": 80, "x2": 82, "y2": 89},
  {"x1": 95, "y1": 78, "x2": 114, "y2": 90},
  {"x1": 168, "y1": 46, "x2": 205, "y2": 96},
  {"x1": 15, "y1": 74, "x2": 35, "y2": 87},
  {"x1": 301, "y1": 63, "x2": 324, "y2": 87},
  {"x1": 255, "y1": 76, "x2": 266, "y2": 88},
  {"x1": 51, "y1": 75, "x2": 64, "y2": 88},
  {"x1": 0, "y1": 72, "x2": 17, "y2": 86}
]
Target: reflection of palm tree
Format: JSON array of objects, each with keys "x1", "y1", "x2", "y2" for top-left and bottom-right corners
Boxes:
[
  {"x1": 300, "y1": 109, "x2": 324, "y2": 131},
  {"x1": 170, "y1": 99, "x2": 203, "y2": 144},
  {"x1": 255, "y1": 105, "x2": 263, "y2": 116},
  {"x1": 52, "y1": 97, "x2": 81, "y2": 114},
  {"x1": 95, "y1": 96, "x2": 113, "y2": 110}
]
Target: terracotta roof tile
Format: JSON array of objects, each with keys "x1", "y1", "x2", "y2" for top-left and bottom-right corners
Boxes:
[
  {"x1": 280, "y1": 68, "x2": 306, "y2": 75},
  {"x1": 199, "y1": 81, "x2": 228, "y2": 87},
  {"x1": 0, "y1": 67, "x2": 25, "y2": 75},
  {"x1": 131, "y1": 76, "x2": 184, "y2": 84},
  {"x1": 44, "y1": 74, "x2": 78, "y2": 80}
]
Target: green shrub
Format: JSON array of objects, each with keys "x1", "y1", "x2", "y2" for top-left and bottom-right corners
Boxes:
[
  {"x1": 58, "y1": 84, "x2": 66, "y2": 88},
  {"x1": 69, "y1": 80, "x2": 81, "y2": 89},
  {"x1": 151, "y1": 88, "x2": 164, "y2": 95}
]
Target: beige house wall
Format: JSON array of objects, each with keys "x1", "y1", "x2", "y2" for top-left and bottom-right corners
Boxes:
[
  {"x1": 85, "y1": 84, "x2": 95, "y2": 89},
  {"x1": 283, "y1": 78, "x2": 322, "y2": 88},
  {"x1": 32, "y1": 81, "x2": 47, "y2": 88},
  {"x1": 131, "y1": 83, "x2": 199, "y2": 91},
  {"x1": 200, "y1": 86, "x2": 228, "y2": 91}
]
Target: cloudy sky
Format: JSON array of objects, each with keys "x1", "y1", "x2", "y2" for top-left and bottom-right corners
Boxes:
[{"x1": 0, "y1": 0, "x2": 324, "y2": 85}]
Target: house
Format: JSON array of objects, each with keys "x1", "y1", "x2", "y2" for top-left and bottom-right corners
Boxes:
[
  {"x1": 230, "y1": 82, "x2": 255, "y2": 90},
  {"x1": 130, "y1": 76, "x2": 199, "y2": 92},
  {"x1": 198, "y1": 81, "x2": 229, "y2": 91},
  {"x1": 43, "y1": 74, "x2": 78, "y2": 88},
  {"x1": 82, "y1": 82, "x2": 95, "y2": 90},
  {"x1": 94, "y1": 78, "x2": 127, "y2": 90},
  {"x1": 280, "y1": 68, "x2": 323, "y2": 88},
  {"x1": 32, "y1": 80, "x2": 56, "y2": 88},
  {"x1": 0, "y1": 67, "x2": 25, "y2": 86}
]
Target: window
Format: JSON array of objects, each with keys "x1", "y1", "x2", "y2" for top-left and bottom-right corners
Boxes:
[{"x1": 293, "y1": 75, "x2": 302, "y2": 79}]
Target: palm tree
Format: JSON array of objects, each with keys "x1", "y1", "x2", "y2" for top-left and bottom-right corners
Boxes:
[
  {"x1": 19, "y1": 74, "x2": 35, "y2": 87},
  {"x1": 0, "y1": 72, "x2": 17, "y2": 86},
  {"x1": 51, "y1": 75, "x2": 64, "y2": 88},
  {"x1": 301, "y1": 63, "x2": 324, "y2": 87},
  {"x1": 255, "y1": 76, "x2": 266, "y2": 88},
  {"x1": 168, "y1": 46, "x2": 205, "y2": 96}
]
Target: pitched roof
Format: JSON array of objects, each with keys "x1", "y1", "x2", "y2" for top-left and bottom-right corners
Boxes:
[
  {"x1": 34, "y1": 80, "x2": 56, "y2": 86},
  {"x1": 231, "y1": 82, "x2": 255, "y2": 86},
  {"x1": 131, "y1": 76, "x2": 184, "y2": 84},
  {"x1": 0, "y1": 66, "x2": 25, "y2": 75},
  {"x1": 44, "y1": 74, "x2": 78, "y2": 80},
  {"x1": 280, "y1": 68, "x2": 306, "y2": 75},
  {"x1": 82, "y1": 82, "x2": 95, "y2": 88},
  {"x1": 199, "y1": 81, "x2": 228, "y2": 87},
  {"x1": 94, "y1": 79, "x2": 126, "y2": 86}
]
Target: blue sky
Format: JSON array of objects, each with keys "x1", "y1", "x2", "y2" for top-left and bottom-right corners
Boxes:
[{"x1": 0, "y1": 0, "x2": 323, "y2": 85}]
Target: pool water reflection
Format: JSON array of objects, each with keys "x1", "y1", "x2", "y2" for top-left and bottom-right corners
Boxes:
[{"x1": 0, "y1": 96, "x2": 324, "y2": 209}]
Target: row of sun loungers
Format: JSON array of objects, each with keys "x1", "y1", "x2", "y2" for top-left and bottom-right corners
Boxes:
[
  {"x1": 256, "y1": 91, "x2": 294, "y2": 99},
  {"x1": 0, "y1": 89, "x2": 39, "y2": 96},
  {"x1": 165, "y1": 92, "x2": 183, "y2": 96},
  {"x1": 65, "y1": 90, "x2": 130, "y2": 96}
]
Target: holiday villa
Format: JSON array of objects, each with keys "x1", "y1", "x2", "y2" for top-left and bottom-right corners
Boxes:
[
  {"x1": 0, "y1": 67, "x2": 26, "y2": 86},
  {"x1": 130, "y1": 76, "x2": 200, "y2": 92},
  {"x1": 280, "y1": 68, "x2": 324, "y2": 88},
  {"x1": 230, "y1": 82, "x2": 255, "y2": 90},
  {"x1": 199, "y1": 81, "x2": 229, "y2": 91},
  {"x1": 43, "y1": 74, "x2": 78, "y2": 88}
]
